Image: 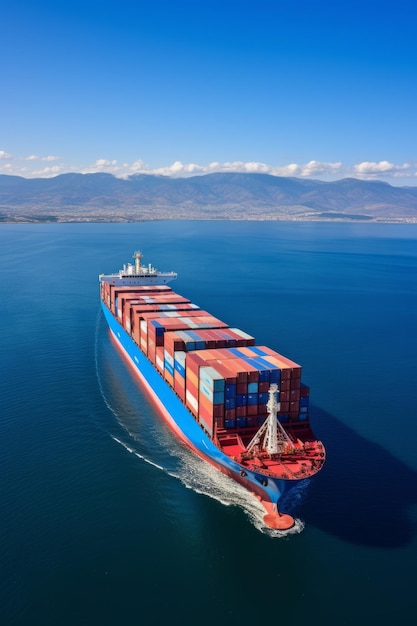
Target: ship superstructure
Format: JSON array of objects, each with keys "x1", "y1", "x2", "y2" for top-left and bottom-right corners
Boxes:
[
  {"x1": 99, "y1": 252, "x2": 325, "y2": 529},
  {"x1": 99, "y1": 251, "x2": 177, "y2": 287}
]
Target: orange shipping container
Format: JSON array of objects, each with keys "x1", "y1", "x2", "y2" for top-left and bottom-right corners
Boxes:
[
  {"x1": 185, "y1": 368, "x2": 199, "y2": 390},
  {"x1": 174, "y1": 370, "x2": 186, "y2": 400}
]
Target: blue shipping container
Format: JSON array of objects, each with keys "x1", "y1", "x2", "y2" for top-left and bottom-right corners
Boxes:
[
  {"x1": 225, "y1": 384, "x2": 237, "y2": 398},
  {"x1": 164, "y1": 360, "x2": 174, "y2": 377},
  {"x1": 225, "y1": 397, "x2": 236, "y2": 409},
  {"x1": 174, "y1": 361, "x2": 185, "y2": 376},
  {"x1": 236, "y1": 394, "x2": 247, "y2": 407}
]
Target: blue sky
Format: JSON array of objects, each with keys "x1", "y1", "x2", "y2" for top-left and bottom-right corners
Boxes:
[{"x1": 1, "y1": 0, "x2": 416, "y2": 184}]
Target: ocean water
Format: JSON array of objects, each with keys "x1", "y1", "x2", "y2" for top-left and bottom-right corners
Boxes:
[{"x1": 0, "y1": 220, "x2": 416, "y2": 625}]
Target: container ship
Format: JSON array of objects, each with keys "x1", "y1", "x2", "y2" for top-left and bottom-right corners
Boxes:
[{"x1": 99, "y1": 251, "x2": 325, "y2": 530}]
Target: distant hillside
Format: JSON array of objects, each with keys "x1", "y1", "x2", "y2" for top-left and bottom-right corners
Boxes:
[{"x1": 1, "y1": 172, "x2": 417, "y2": 222}]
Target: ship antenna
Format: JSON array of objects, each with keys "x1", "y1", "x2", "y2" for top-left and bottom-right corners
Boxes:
[
  {"x1": 133, "y1": 251, "x2": 143, "y2": 274},
  {"x1": 245, "y1": 384, "x2": 294, "y2": 456}
]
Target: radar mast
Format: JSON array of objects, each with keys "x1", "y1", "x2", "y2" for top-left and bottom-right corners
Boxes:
[
  {"x1": 245, "y1": 384, "x2": 295, "y2": 456},
  {"x1": 133, "y1": 251, "x2": 144, "y2": 274}
]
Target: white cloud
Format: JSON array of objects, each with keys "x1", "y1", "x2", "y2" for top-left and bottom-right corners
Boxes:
[
  {"x1": 31, "y1": 165, "x2": 64, "y2": 177},
  {"x1": 1, "y1": 152, "x2": 416, "y2": 184},
  {"x1": 26, "y1": 154, "x2": 60, "y2": 162},
  {"x1": 129, "y1": 159, "x2": 149, "y2": 174},
  {"x1": 300, "y1": 160, "x2": 342, "y2": 176},
  {"x1": 94, "y1": 159, "x2": 118, "y2": 168},
  {"x1": 71, "y1": 158, "x2": 417, "y2": 183},
  {"x1": 81, "y1": 158, "x2": 120, "y2": 174},
  {"x1": 353, "y1": 160, "x2": 410, "y2": 178},
  {"x1": 120, "y1": 159, "x2": 342, "y2": 179}
]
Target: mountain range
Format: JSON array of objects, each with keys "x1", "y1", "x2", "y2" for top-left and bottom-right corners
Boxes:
[{"x1": 1, "y1": 172, "x2": 417, "y2": 222}]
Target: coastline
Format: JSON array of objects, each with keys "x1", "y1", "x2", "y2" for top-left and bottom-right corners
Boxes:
[{"x1": 2, "y1": 214, "x2": 417, "y2": 224}]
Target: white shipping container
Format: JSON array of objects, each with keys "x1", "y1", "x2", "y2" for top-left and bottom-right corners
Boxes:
[{"x1": 186, "y1": 390, "x2": 199, "y2": 413}]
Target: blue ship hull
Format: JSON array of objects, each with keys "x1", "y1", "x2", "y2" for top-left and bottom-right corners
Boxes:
[{"x1": 101, "y1": 302, "x2": 295, "y2": 524}]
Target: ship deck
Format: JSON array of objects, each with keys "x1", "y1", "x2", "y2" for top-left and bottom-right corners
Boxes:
[{"x1": 216, "y1": 430, "x2": 325, "y2": 480}]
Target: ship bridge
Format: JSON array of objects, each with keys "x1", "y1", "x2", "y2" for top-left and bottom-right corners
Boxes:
[{"x1": 99, "y1": 251, "x2": 177, "y2": 286}]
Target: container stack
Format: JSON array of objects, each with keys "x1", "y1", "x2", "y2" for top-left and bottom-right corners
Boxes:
[
  {"x1": 183, "y1": 348, "x2": 283, "y2": 436},
  {"x1": 103, "y1": 284, "x2": 310, "y2": 438},
  {"x1": 108, "y1": 283, "x2": 171, "y2": 315}
]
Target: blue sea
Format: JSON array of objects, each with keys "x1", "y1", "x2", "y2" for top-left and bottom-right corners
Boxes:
[{"x1": 1, "y1": 220, "x2": 417, "y2": 625}]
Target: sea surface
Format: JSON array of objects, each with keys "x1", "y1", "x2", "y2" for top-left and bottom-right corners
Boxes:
[{"x1": 1, "y1": 220, "x2": 416, "y2": 625}]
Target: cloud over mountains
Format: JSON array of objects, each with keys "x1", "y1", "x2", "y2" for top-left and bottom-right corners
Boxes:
[{"x1": 0, "y1": 150, "x2": 415, "y2": 184}]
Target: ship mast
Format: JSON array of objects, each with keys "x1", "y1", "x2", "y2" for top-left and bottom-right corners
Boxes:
[
  {"x1": 246, "y1": 384, "x2": 294, "y2": 456},
  {"x1": 133, "y1": 251, "x2": 144, "y2": 274}
]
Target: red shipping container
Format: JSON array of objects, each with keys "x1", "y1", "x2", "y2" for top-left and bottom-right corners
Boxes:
[
  {"x1": 280, "y1": 379, "x2": 290, "y2": 392},
  {"x1": 223, "y1": 358, "x2": 248, "y2": 384},
  {"x1": 214, "y1": 416, "x2": 225, "y2": 430},
  {"x1": 285, "y1": 366, "x2": 302, "y2": 380},
  {"x1": 213, "y1": 404, "x2": 224, "y2": 418},
  {"x1": 225, "y1": 328, "x2": 255, "y2": 347},
  {"x1": 280, "y1": 391, "x2": 290, "y2": 403},
  {"x1": 258, "y1": 381, "x2": 270, "y2": 393},
  {"x1": 206, "y1": 348, "x2": 234, "y2": 360},
  {"x1": 198, "y1": 408, "x2": 214, "y2": 437},
  {"x1": 197, "y1": 357, "x2": 238, "y2": 385},
  {"x1": 192, "y1": 329, "x2": 218, "y2": 348},
  {"x1": 164, "y1": 331, "x2": 185, "y2": 354},
  {"x1": 290, "y1": 389, "x2": 300, "y2": 402},
  {"x1": 199, "y1": 392, "x2": 214, "y2": 413},
  {"x1": 186, "y1": 352, "x2": 210, "y2": 374},
  {"x1": 215, "y1": 331, "x2": 236, "y2": 347}
]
